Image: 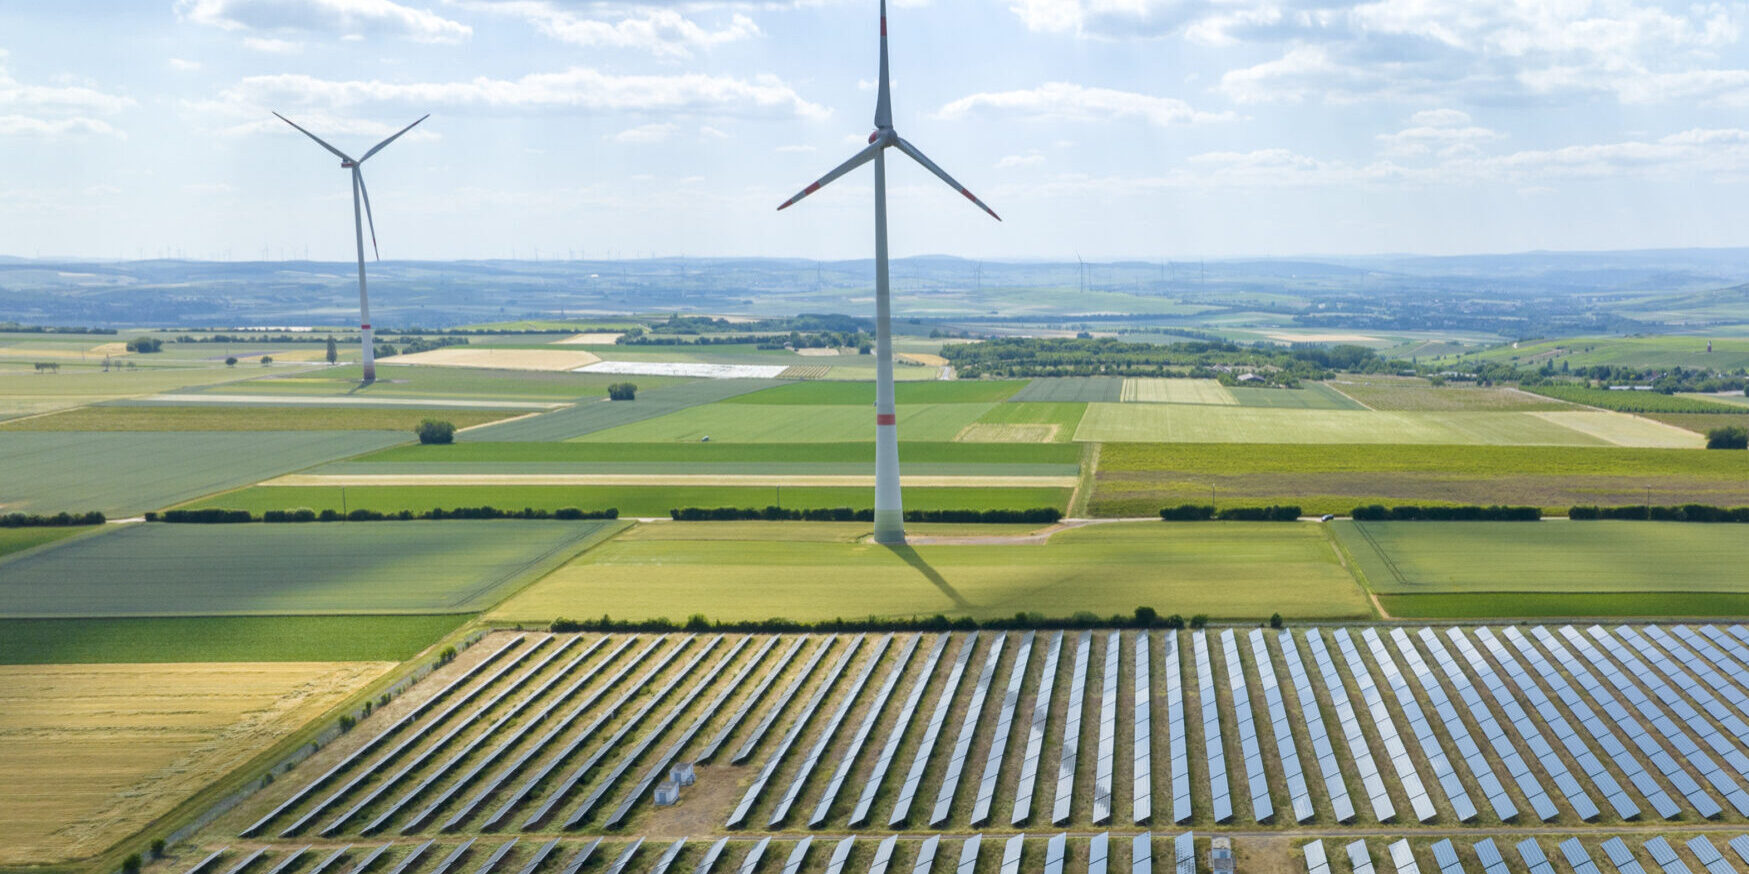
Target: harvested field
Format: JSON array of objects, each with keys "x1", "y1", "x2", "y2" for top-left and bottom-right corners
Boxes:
[
  {"x1": 899, "y1": 352, "x2": 949, "y2": 366},
  {"x1": 0, "y1": 405, "x2": 512, "y2": 431},
  {"x1": 795, "y1": 347, "x2": 843, "y2": 357},
  {"x1": 1072, "y1": 404, "x2": 1700, "y2": 447},
  {"x1": 1325, "y1": 377, "x2": 1574, "y2": 412},
  {"x1": 0, "y1": 521, "x2": 620, "y2": 617},
  {"x1": 779, "y1": 365, "x2": 831, "y2": 379},
  {"x1": 554, "y1": 333, "x2": 625, "y2": 345},
  {"x1": 576, "y1": 361, "x2": 789, "y2": 379},
  {"x1": 384, "y1": 348, "x2": 603, "y2": 371},
  {"x1": 0, "y1": 660, "x2": 389, "y2": 865},
  {"x1": 1121, "y1": 379, "x2": 1236, "y2": 405},
  {"x1": 955, "y1": 423, "x2": 1059, "y2": 442},
  {"x1": 725, "y1": 381, "x2": 1026, "y2": 405}
]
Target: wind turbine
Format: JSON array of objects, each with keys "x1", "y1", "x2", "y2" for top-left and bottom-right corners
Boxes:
[
  {"x1": 776, "y1": 0, "x2": 1000, "y2": 545},
  {"x1": 275, "y1": 112, "x2": 428, "y2": 382}
]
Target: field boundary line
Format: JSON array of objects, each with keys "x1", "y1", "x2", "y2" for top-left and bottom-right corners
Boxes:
[
  {"x1": 258, "y1": 474, "x2": 1080, "y2": 488},
  {"x1": 1322, "y1": 380, "x2": 1374, "y2": 411}
]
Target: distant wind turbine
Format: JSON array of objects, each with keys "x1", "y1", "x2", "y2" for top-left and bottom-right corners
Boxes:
[
  {"x1": 776, "y1": 0, "x2": 999, "y2": 545},
  {"x1": 275, "y1": 112, "x2": 428, "y2": 382}
]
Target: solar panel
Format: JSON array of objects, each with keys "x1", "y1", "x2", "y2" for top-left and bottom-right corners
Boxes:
[
  {"x1": 891, "y1": 634, "x2": 980, "y2": 825},
  {"x1": 1515, "y1": 840, "x2": 1554, "y2": 874},
  {"x1": 730, "y1": 636, "x2": 865, "y2": 828},
  {"x1": 1601, "y1": 839, "x2": 1648, "y2": 874},
  {"x1": 933, "y1": 634, "x2": 1008, "y2": 825},
  {"x1": 694, "y1": 840, "x2": 727, "y2": 874},
  {"x1": 1192, "y1": 633, "x2": 1232, "y2": 824},
  {"x1": 1560, "y1": 839, "x2": 1602, "y2": 874},
  {"x1": 1388, "y1": 841, "x2": 1419, "y2": 874},
  {"x1": 1003, "y1": 836, "x2": 1026, "y2": 874},
  {"x1": 385, "y1": 843, "x2": 434, "y2": 874},
  {"x1": 561, "y1": 840, "x2": 599, "y2": 874},
  {"x1": 1419, "y1": 628, "x2": 1557, "y2": 821},
  {"x1": 869, "y1": 837, "x2": 899, "y2": 874},
  {"x1": 221, "y1": 849, "x2": 267, "y2": 874},
  {"x1": 1347, "y1": 841, "x2": 1375, "y2": 874},
  {"x1": 651, "y1": 841, "x2": 686, "y2": 874},
  {"x1": 973, "y1": 632, "x2": 1035, "y2": 827},
  {"x1": 431, "y1": 841, "x2": 476, "y2": 874},
  {"x1": 853, "y1": 634, "x2": 951, "y2": 827},
  {"x1": 1092, "y1": 635, "x2": 1121, "y2": 825},
  {"x1": 1014, "y1": 632, "x2": 1065, "y2": 825},
  {"x1": 1090, "y1": 833, "x2": 1110, "y2": 874},
  {"x1": 825, "y1": 839, "x2": 857, "y2": 874},
  {"x1": 813, "y1": 637, "x2": 924, "y2": 824},
  {"x1": 185, "y1": 848, "x2": 230, "y2": 874},
  {"x1": 701, "y1": 636, "x2": 804, "y2": 762},
  {"x1": 603, "y1": 841, "x2": 643, "y2": 874},
  {"x1": 1173, "y1": 833, "x2": 1194, "y2": 874},
  {"x1": 958, "y1": 837, "x2": 983, "y2": 874},
  {"x1": 783, "y1": 838, "x2": 814, "y2": 874},
  {"x1": 1333, "y1": 630, "x2": 1432, "y2": 822},
  {"x1": 261, "y1": 847, "x2": 312, "y2": 874},
  {"x1": 1219, "y1": 630, "x2": 1271, "y2": 823},
  {"x1": 1045, "y1": 835, "x2": 1067, "y2": 874},
  {"x1": 1730, "y1": 836, "x2": 1749, "y2": 869},
  {"x1": 1053, "y1": 631, "x2": 1094, "y2": 825},
  {"x1": 1279, "y1": 631, "x2": 1354, "y2": 823},
  {"x1": 1133, "y1": 834, "x2": 1152, "y2": 874},
  {"x1": 1430, "y1": 841, "x2": 1462, "y2": 874},
  {"x1": 733, "y1": 636, "x2": 839, "y2": 764},
  {"x1": 1165, "y1": 636, "x2": 1192, "y2": 824},
  {"x1": 775, "y1": 636, "x2": 892, "y2": 826},
  {"x1": 515, "y1": 841, "x2": 559, "y2": 874},
  {"x1": 1472, "y1": 840, "x2": 1508, "y2": 874},
  {"x1": 1643, "y1": 838, "x2": 1691, "y2": 874},
  {"x1": 1389, "y1": 628, "x2": 1514, "y2": 822},
  {"x1": 477, "y1": 840, "x2": 521, "y2": 874},
  {"x1": 914, "y1": 836, "x2": 941, "y2": 874},
  {"x1": 1304, "y1": 842, "x2": 1329, "y2": 874},
  {"x1": 1134, "y1": 634, "x2": 1154, "y2": 824},
  {"x1": 1306, "y1": 630, "x2": 1392, "y2": 822},
  {"x1": 738, "y1": 839, "x2": 771, "y2": 874},
  {"x1": 1363, "y1": 629, "x2": 1473, "y2": 822},
  {"x1": 1248, "y1": 630, "x2": 1310, "y2": 823},
  {"x1": 1684, "y1": 838, "x2": 1732, "y2": 874},
  {"x1": 308, "y1": 847, "x2": 353, "y2": 874}
]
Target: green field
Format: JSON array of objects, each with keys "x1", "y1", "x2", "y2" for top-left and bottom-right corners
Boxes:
[
  {"x1": 188, "y1": 484, "x2": 1073, "y2": 517},
  {"x1": 489, "y1": 520, "x2": 1370, "y2": 622},
  {"x1": 961, "y1": 403, "x2": 1088, "y2": 442},
  {"x1": 1228, "y1": 383, "x2": 1366, "y2": 409},
  {"x1": 1333, "y1": 520, "x2": 1745, "y2": 595},
  {"x1": 0, "y1": 520, "x2": 620, "y2": 616},
  {"x1": 722, "y1": 380, "x2": 1025, "y2": 405},
  {"x1": 1091, "y1": 442, "x2": 1749, "y2": 516},
  {"x1": 0, "y1": 405, "x2": 513, "y2": 431},
  {"x1": 575, "y1": 401, "x2": 996, "y2": 443},
  {"x1": 1465, "y1": 335, "x2": 1749, "y2": 370},
  {"x1": 1070, "y1": 403, "x2": 1699, "y2": 446},
  {"x1": 0, "y1": 431, "x2": 409, "y2": 516},
  {"x1": 197, "y1": 364, "x2": 684, "y2": 401},
  {"x1": 353, "y1": 440, "x2": 1081, "y2": 465},
  {"x1": 0, "y1": 615, "x2": 467, "y2": 663},
  {"x1": 1377, "y1": 592, "x2": 1749, "y2": 619},
  {"x1": 1120, "y1": 378, "x2": 1235, "y2": 405},
  {"x1": 462, "y1": 378, "x2": 783, "y2": 441},
  {"x1": 0, "y1": 526, "x2": 91, "y2": 559},
  {"x1": 1007, "y1": 377, "x2": 1124, "y2": 403},
  {"x1": 1327, "y1": 377, "x2": 1574, "y2": 411},
  {"x1": 1522, "y1": 383, "x2": 1749, "y2": 413}
]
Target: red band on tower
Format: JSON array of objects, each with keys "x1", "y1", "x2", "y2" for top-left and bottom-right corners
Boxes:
[
  {"x1": 876, "y1": 413, "x2": 896, "y2": 426},
  {"x1": 360, "y1": 324, "x2": 371, "y2": 330},
  {"x1": 881, "y1": 17, "x2": 887, "y2": 35}
]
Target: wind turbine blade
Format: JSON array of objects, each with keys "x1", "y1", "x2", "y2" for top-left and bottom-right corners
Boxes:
[
  {"x1": 274, "y1": 112, "x2": 354, "y2": 163},
  {"x1": 776, "y1": 141, "x2": 882, "y2": 211},
  {"x1": 359, "y1": 114, "x2": 430, "y2": 163},
  {"x1": 874, "y1": 0, "x2": 892, "y2": 129},
  {"x1": 893, "y1": 137, "x2": 1001, "y2": 221},
  {"x1": 356, "y1": 168, "x2": 380, "y2": 261}
]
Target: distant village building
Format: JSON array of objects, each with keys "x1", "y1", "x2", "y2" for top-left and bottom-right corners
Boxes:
[{"x1": 1237, "y1": 373, "x2": 1265, "y2": 383}]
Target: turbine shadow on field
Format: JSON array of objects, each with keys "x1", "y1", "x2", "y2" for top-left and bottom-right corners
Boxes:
[{"x1": 883, "y1": 544, "x2": 971, "y2": 610}]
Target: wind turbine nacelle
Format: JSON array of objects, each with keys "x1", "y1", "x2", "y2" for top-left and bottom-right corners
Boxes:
[
  {"x1": 869, "y1": 131, "x2": 880, "y2": 144},
  {"x1": 341, "y1": 160, "x2": 357, "y2": 168}
]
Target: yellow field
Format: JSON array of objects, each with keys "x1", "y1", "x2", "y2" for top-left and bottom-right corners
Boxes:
[
  {"x1": 955, "y1": 422, "x2": 1060, "y2": 442},
  {"x1": 382, "y1": 348, "x2": 602, "y2": 371},
  {"x1": 1120, "y1": 378, "x2": 1236, "y2": 405},
  {"x1": 0, "y1": 661, "x2": 390, "y2": 865},
  {"x1": 553, "y1": 333, "x2": 625, "y2": 345},
  {"x1": 1528, "y1": 410, "x2": 1704, "y2": 448},
  {"x1": 899, "y1": 352, "x2": 949, "y2": 366},
  {"x1": 0, "y1": 345, "x2": 129, "y2": 360},
  {"x1": 795, "y1": 347, "x2": 844, "y2": 357}
]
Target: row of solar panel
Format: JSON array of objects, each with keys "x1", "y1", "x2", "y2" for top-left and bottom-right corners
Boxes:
[{"x1": 1310, "y1": 832, "x2": 1749, "y2": 874}]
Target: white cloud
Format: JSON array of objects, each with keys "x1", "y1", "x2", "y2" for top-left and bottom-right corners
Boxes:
[
  {"x1": 243, "y1": 36, "x2": 305, "y2": 53},
  {"x1": 996, "y1": 151, "x2": 1046, "y2": 168},
  {"x1": 1377, "y1": 108, "x2": 1504, "y2": 158},
  {"x1": 466, "y1": 2, "x2": 759, "y2": 58},
  {"x1": 168, "y1": 57, "x2": 203, "y2": 72},
  {"x1": 0, "y1": 60, "x2": 132, "y2": 139},
  {"x1": 937, "y1": 82, "x2": 1232, "y2": 126},
  {"x1": 0, "y1": 115, "x2": 120, "y2": 137},
  {"x1": 612, "y1": 121, "x2": 677, "y2": 142},
  {"x1": 776, "y1": 143, "x2": 815, "y2": 152},
  {"x1": 211, "y1": 68, "x2": 830, "y2": 120},
  {"x1": 177, "y1": 0, "x2": 471, "y2": 43},
  {"x1": 698, "y1": 124, "x2": 729, "y2": 138}
]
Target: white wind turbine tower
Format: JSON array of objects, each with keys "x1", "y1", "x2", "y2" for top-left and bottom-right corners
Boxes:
[
  {"x1": 275, "y1": 112, "x2": 429, "y2": 382},
  {"x1": 776, "y1": 0, "x2": 1000, "y2": 545}
]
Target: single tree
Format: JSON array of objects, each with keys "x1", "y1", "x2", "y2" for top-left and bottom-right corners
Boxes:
[
  {"x1": 260, "y1": 355, "x2": 273, "y2": 366},
  {"x1": 1707, "y1": 425, "x2": 1748, "y2": 449},
  {"x1": 416, "y1": 418, "x2": 455, "y2": 445},
  {"x1": 325, "y1": 335, "x2": 338, "y2": 364},
  {"x1": 224, "y1": 356, "x2": 238, "y2": 367},
  {"x1": 607, "y1": 382, "x2": 638, "y2": 401}
]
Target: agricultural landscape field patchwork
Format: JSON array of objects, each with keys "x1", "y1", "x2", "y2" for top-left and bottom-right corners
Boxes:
[{"x1": 1071, "y1": 404, "x2": 1698, "y2": 447}]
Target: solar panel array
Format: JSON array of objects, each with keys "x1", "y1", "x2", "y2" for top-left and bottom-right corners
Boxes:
[
  {"x1": 890, "y1": 634, "x2": 979, "y2": 826},
  {"x1": 1431, "y1": 841, "x2": 1462, "y2": 874},
  {"x1": 1516, "y1": 839, "x2": 1555, "y2": 874},
  {"x1": 1093, "y1": 634, "x2": 1121, "y2": 825},
  {"x1": 852, "y1": 635, "x2": 950, "y2": 828},
  {"x1": 1642, "y1": 838, "x2": 1690, "y2": 874},
  {"x1": 956, "y1": 836, "x2": 981, "y2": 874},
  {"x1": 1248, "y1": 630, "x2": 1310, "y2": 823},
  {"x1": 1418, "y1": 628, "x2": 1558, "y2": 822},
  {"x1": 931, "y1": 634, "x2": 1006, "y2": 826},
  {"x1": 1279, "y1": 631, "x2": 1354, "y2": 822},
  {"x1": 1603, "y1": 839, "x2": 1649, "y2": 874},
  {"x1": 973, "y1": 632, "x2": 1034, "y2": 827},
  {"x1": 1218, "y1": 630, "x2": 1270, "y2": 822},
  {"x1": 1561, "y1": 838, "x2": 1602, "y2": 874},
  {"x1": 1304, "y1": 841, "x2": 1329, "y2": 874},
  {"x1": 1013, "y1": 631, "x2": 1064, "y2": 826},
  {"x1": 1133, "y1": 633, "x2": 1153, "y2": 824},
  {"x1": 1053, "y1": 632, "x2": 1094, "y2": 826},
  {"x1": 1473, "y1": 839, "x2": 1509, "y2": 874},
  {"x1": 1132, "y1": 833, "x2": 1152, "y2": 874},
  {"x1": 1306, "y1": 630, "x2": 1392, "y2": 822},
  {"x1": 1348, "y1": 840, "x2": 1375, "y2": 874},
  {"x1": 912, "y1": 836, "x2": 940, "y2": 874},
  {"x1": 1088, "y1": 833, "x2": 1109, "y2": 874},
  {"x1": 1332, "y1": 630, "x2": 1433, "y2": 822},
  {"x1": 728, "y1": 636, "x2": 863, "y2": 828},
  {"x1": 1164, "y1": 633, "x2": 1191, "y2": 824},
  {"x1": 698, "y1": 637, "x2": 804, "y2": 762},
  {"x1": 770, "y1": 635, "x2": 890, "y2": 826},
  {"x1": 1002, "y1": 836, "x2": 1025, "y2": 874},
  {"x1": 823, "y1": 838, "x2": 854, "y2": 874},
  {"x1": 1173, "y1": 833, "x2": 1194, "y2": 874},
  {"x1": 1191, "y1": 632, "x2": 1232, "y2": 824},
  {"x1": 1388, "y1": 840, "x2": 1419, "y2": 874},
  {"x1": 815, "y1": 635, "x2": 922, "y2": 828},
  {"x1": 869, "y1": 837, "x2": 897, "y2": 874},
  {"x1": 732, "y1": 637, "x2": 837, "y2": 765},
  {"x1": 1361, "y1": 629, "x2": 1471, "y2": 822}
]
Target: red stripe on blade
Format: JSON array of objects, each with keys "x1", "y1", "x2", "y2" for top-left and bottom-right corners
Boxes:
[{"x1": 876, "y1": 413, "x2": 896, "y2": 426}]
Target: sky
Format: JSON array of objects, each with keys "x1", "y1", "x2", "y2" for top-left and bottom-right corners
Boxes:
[{"x1": 5, "y1": 0, "x2": 1749, "y2": 261}]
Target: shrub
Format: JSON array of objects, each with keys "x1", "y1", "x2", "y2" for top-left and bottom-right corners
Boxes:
[
  {"x1": 1351, "y1": 504, "x2": 1540, "y2": 521},
  {"x1": 416, "y1": 419, "x2": 455, "y2": 445},
  {"x1": 437, "y1": 645, "x2": 457, "y2": 664},
  {"x1": 1216, "y1": 505, "x2": 1301, "y2": 522},
  {"x1": 224, "y1": 356, "x2": 238, "y2": 367},
  {"x1": 0, "y1": 510, "x2": 104, "y2": 527},
  {"x1": 123, "y1": 854, "x2": 142, "y2": 874},
  {"x1": 151, "y1": 840, "x2": 166, "y2": 859},
  {"x1": 1570, "y1": 504, "x2": 1749, "y2": 523},
  {"x1": 1160, "y1": 504, "x2": 1215, "y2": 521},
  {"x1": 607, "y1": 382, "x2": 638, "y2": 401},
  {"x1": 1188, "y1": 614, "x2": 1209, "y2": 629},
  {"x1": 1133, "y1": 606, "x2": 1158, "y2": 627},
  {"x1": 1269, "y1": 612, "x2": 1284, "y2": 629},
  {"x1": 126, "y1": 337, "x2": 161, "y2": 353},
  {"x1": 1707, "y1": 425, "x2": 1748, "y2": 449},
  {"x1": 667, "y1": 506, "x2": 1061, "y2": 524},
  {"x1": 260, "y1": 355, "x2": 273, "y2": 365},
  {"x1": 550, "y1": 617, "x2": 584, "y2": 633},
  {"x1": 338, "y1": 714, "x2": 356, "y2": 732}
]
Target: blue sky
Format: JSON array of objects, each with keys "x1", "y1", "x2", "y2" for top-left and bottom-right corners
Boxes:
[{"x1": 4, "y1": 0, "x2": 1749, "y2": 261}]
